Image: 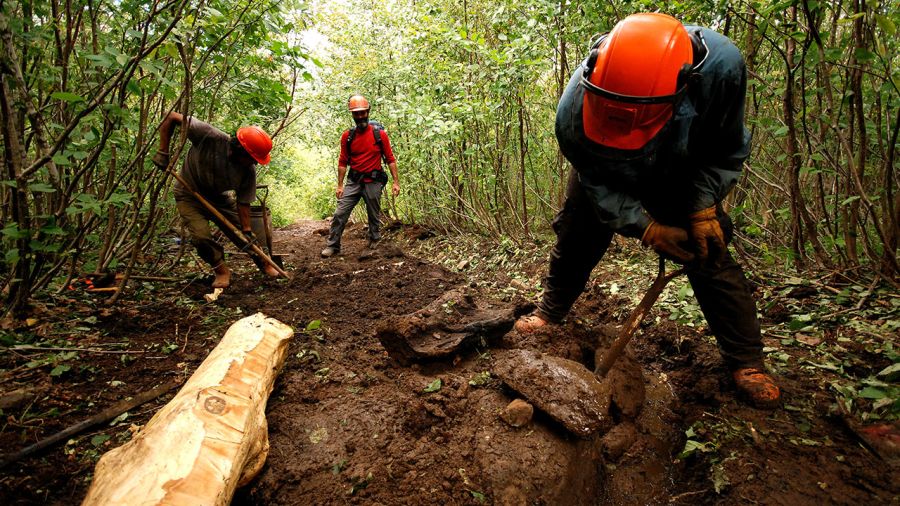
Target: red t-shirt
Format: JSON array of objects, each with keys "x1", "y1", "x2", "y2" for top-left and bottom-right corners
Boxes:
[{"x1": 338, "y1": 125, "x2": 396, "y2": 174}]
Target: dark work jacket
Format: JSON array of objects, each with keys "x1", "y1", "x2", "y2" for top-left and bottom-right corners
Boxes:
[{"x1": 555, "y1": 26, "x2": 752, "y2": 238}]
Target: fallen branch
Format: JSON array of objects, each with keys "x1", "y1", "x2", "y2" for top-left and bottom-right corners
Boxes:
[
  {"x1": 2, "y1": 345, "x2": 150, "y2": 355},
  {"x1": 0, "y1": 379, "x2": 180, "y2": 469}
]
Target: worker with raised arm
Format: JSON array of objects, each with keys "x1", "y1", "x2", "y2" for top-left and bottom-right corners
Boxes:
[{"x1": 153, "y1": 113, "x2": 279, "y2": 288}]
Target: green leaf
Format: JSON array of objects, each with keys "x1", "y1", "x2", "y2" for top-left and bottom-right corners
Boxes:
[
  {"x1": 1, "y1": 223, "x2": 29, "y2": 239},
  {"x1": 50, "y1": 364, "x2": 71, "y2": 377},
  {"x1": 423, "y1": 378, "x2": 442, "y2": 393},
  {"x1": 50, "y1": 91, "x2": 85, "y2": 103},
  {"x1": 677, "y1": 439, "x2": 712, "y2": 459},
  {"x1": 4, "y1": 248, "x2": 19, "y2": 264},
  {"x1": 876, "y1": 363, "x2": 900, "y2": 381},
  {"x1": 858, "y1": 386, "x2": 887, "y2": 399},
  {"x1": 52, "y1": 154, "x2": 71, "y2": 166},
  {"x1": 470, "y1": 490, "x2": 486, "y2": 502},
  {"x1": 28, "y1": 183, "x2": 56, "y2": 193},
  {"x1": 306, "y1": 320, "x2": 322, "y2": 331},
  {"x1": 875, "y1": 14, "x2": 897, "y2": 36},
  {"x1": 126, "y1": 79, "x2": 141, "y2": 95},
  {"x1": 91, "y1": 434, "x2": 111, "y2": 447}
]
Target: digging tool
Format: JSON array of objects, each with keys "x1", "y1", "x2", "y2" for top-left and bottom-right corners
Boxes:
[
  {"x1": 161, "y1": 167, "x2": 289, "y2": 279},
  {"x1": 594, "y1": 257, "x2": 683, "y2": 377}
]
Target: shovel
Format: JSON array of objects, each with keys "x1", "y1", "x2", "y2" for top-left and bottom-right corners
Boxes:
[{"x1": 493, "y1": 257, "x2": 682, "y2": 437}]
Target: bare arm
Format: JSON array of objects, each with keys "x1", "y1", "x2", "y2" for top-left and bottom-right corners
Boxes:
[
  {"x1": 336, "y1": 165, "x2": 347, "y2": 198},
  {"x1": 157, "y1": 112, "x2": 184, "y2": 153},
  {"x1": 237, "y1": 203, "x2": 252, "y2": 232}
]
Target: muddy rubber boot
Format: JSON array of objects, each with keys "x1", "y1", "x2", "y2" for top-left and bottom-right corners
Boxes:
[
  {"x1": 733, "y1": 368, "x2": 781, "y2": 409},
  {"x1": 514, "y1": 313, "x2": 549, "y2": 334},
  {"x1": 321, "y1": 247, "x2": 339, "y2": 258},
  {"x1": 212, "y1": 263, "x2": 231, "y2": 288}
]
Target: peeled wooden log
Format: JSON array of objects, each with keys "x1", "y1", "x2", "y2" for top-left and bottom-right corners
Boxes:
[{"x1": 82, "y1": 313, "x2": 294, "y2": 506}]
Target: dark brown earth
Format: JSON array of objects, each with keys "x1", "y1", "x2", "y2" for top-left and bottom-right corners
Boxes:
[{"x1": 0, "y1": 220, "x2": 897, "y2": 505}]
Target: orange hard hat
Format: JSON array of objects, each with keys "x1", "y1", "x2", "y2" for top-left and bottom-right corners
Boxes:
[
  {"x1": 348, "y1": 94, "x2": 370, "y2": 112},
  {"x1": 236, "y1": 126, "x2": 272, "y2": 165},
  {"x1": 581, "y1": 13, "x2": 693, "y2": 150}
]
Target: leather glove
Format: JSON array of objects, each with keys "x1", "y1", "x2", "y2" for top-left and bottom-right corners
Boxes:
[
  {"x1": 642, "y1": 221, "x2": 696, "y2": 264},
  {"x1": 240, "y1": 230, "x2": 257, "y2": 251},
  {"x1": 689, "y1": 206, "x2": 726, "y2": 262},
  {"x1": 151, "y1": 150, "x2": 170, "y2": 169}
]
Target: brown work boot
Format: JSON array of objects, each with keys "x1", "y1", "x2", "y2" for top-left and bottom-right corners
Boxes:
[
  {"x1": 514, "y1": 313, "x2": 549, "y2": 334},
  {"x1": 212, "y1": 263, "x2": 231, "y2": 288},
  {"x1": 733, "y1": 367, "x2": 781, "y2": 409}
]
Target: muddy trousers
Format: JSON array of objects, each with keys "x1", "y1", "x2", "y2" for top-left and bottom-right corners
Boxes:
[
  {"x1": 176, "y1": 197, "x2": 266, "y2": 271},
  {"x1": 326, "y1": 180, "x2": 384, "y2": 251},
  {"x1": 537, "y1": 175, "x2": 764, "y2": 370}
]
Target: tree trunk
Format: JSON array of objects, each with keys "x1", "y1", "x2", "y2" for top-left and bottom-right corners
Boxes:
[{"x1": 82, "y1": 313, "x2": 294, "y2": 505}]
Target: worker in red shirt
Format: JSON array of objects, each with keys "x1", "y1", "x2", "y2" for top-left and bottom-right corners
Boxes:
[{"x1": 322, "y1": 94, "x2": 400, "y2": 257}]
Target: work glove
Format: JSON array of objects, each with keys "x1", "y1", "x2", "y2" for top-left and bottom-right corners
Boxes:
[
  {"x1": 151, "y1": 150, "x2": 170, "y2": 169},
  {"x1": 641, "y1": 221, "x2": 695, "y2": 264},
  {"x1": 240, "y1": 230, "x2": 257, "y2": 251},
  {"x1": 689, "y1": 206, "x2": 726, "y2": 262}
]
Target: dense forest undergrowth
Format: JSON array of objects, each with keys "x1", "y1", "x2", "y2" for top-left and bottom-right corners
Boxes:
[
  {"x1": 1, "y1": 0, "x2": 898, "y2": 503},
  {"x1": 0, "y1": 221, "x2": 897, "y2": 504}
]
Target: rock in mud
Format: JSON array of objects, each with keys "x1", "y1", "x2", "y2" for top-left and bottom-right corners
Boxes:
[
  {"x1": 600, "y1": 421, "x2": 638, "y2": 461},
  {"x1": 500, "y1": 399, "x2": 534, "y2": 428},
  {"x1": 493, "y1": 349, "x2": 612, "y2": 437},
  {"x1": 605, "y1": 354, "x2": 646, "y2": 419},
  {"x1": 376, "y1": 290, "x2": 515, "y2": 364}
]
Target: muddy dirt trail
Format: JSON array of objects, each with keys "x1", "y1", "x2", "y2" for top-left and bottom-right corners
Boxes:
[{"x1": 1, "y1": 220, "x2": 897, "y2": 505}]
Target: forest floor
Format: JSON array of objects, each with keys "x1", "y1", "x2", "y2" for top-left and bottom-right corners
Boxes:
[{"x1": 0, "y1": 219, "x2": 898, "y2": 505}]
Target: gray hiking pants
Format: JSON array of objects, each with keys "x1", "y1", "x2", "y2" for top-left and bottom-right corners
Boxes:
[{"x1": 326, "y1": 180, "x2": 384, "y2": 251}]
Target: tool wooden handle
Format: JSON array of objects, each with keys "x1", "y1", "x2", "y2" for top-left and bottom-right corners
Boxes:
[{"x1": 594, "y1": 257, "x2": 683, "y2": 377}]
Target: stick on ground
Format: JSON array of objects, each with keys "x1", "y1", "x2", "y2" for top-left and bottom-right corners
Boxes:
[{"x1": 0, "y1": 379, "x2": 181, "y2": 469}]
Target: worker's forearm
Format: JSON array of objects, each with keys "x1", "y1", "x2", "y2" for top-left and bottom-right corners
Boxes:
[
  {"x1": 388, "y1": 162, "x2": 398, "y2": 182},
  {"x1": 337, "y1": 165, "x2": 347, "y2": 187},
  {"x1": 237, "y1": 204, "x2": 252, "y2": 231},
  {"x1": 157, "y1": 112, "x2": 184, "y2": 153}
]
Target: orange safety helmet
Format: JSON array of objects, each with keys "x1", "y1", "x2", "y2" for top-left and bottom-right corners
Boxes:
[
  {"x1": 581, "y1": 13, "x2": 693, "y2": 150},
  {"x1": 236, "y1": 126, "x2": 273, "y2": 165},
  {"x1": 348, "y1": 94, "x2": 370, "y2": 112}
]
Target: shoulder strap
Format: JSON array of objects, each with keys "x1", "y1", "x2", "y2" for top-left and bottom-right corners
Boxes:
[{"x1": 345, "y1": 128, "x2": 355, "y2": 151}]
